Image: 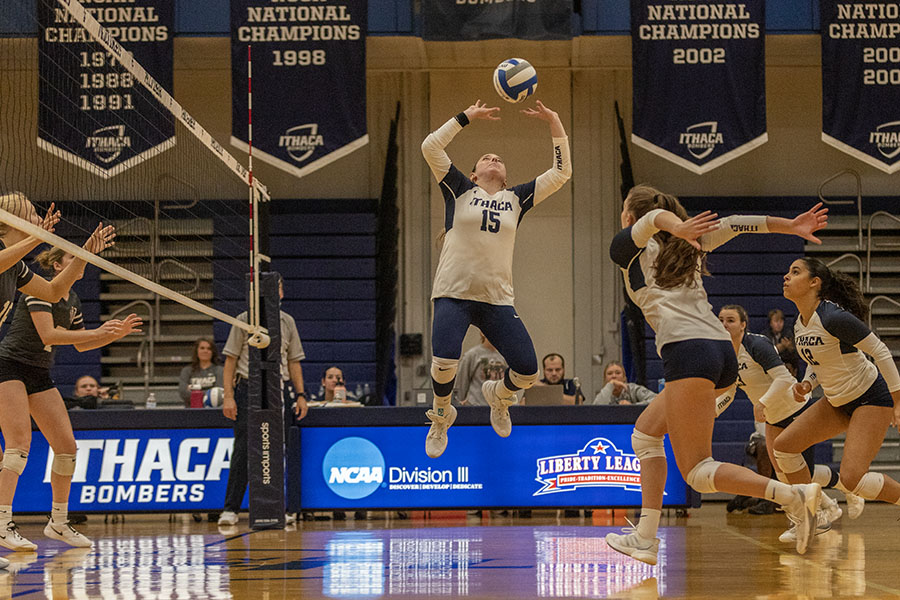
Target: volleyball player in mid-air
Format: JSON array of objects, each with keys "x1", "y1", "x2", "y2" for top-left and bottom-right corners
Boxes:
[
  {"x1": 603, "y1": 186, "x2": 829, "y2": 564},
  {"x1": 420, "y1": 99, "x2": 571, "y2": 458},
  {"x1": 0, "y1": 225, "x2": 124, "y2": 551},
  {"x1": 717, "y1": 304, "x2": 847, "y2": 542},
  {"x1": 771, "y1": 258, "x2": 900, "y2": 520}
]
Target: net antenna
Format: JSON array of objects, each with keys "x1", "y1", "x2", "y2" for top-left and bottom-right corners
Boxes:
[{"x1": 1, "y1": 0, "x2": 270, "y2": 352}]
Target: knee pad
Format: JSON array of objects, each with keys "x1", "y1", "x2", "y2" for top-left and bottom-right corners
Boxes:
[
  {"x1": 52, "y1": 453, "x2": 77, "y2": 477},
  {"x1": 685, "y1": 457, "x2": 721, "y2": 494},
  {"x1": 773, "y1": 450, "x2": 807, "y2": 476},
  {"x1": 507, "y1": 370, "x2": 538, "y2": 390},
  {"x1": 851, "y1": 472, "x2": 885, "y2": 500},
  {"x1": 631, "y1": 430, "x2": 665, "y2": 461},
  {"x1": 1, "y1": 449, "x2": 28, "y2": 476},
  {"x1": 431, "y1": 357, "x2": 459, "y2": 397}
]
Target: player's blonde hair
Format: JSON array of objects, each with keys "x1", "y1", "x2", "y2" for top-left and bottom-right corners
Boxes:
[
  {"x1": 35, "y1": 247, "x2": 66, "y2": 275},
  {"x1": 624, "y1": 184, "x2": 708, "y2": 289},
  {"x1": 0, "y1": 192, "x2": 32, "y2": 237}
]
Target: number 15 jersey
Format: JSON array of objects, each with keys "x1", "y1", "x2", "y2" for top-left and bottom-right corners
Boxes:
[{"x1": 422, "y1": 114, "x2": 571, "y2": 306}]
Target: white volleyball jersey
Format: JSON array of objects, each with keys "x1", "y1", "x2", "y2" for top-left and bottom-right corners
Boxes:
[
  {"x1": 422, "y1": 115, "x2": 571, "y2": 306},
  {"x1": 736, "y1": 332, "x2": 805, "y2": 423},
  {"x1": 794, "y1": 301, "x2": 883, "y2": 405}
]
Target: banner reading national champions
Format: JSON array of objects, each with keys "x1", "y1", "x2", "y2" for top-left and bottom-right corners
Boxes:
[
  {"x1": 230, "y1": 0, "x2": 368, "y2": 179},
  {"x1": 422, "y1": 0, "x2": 573, "y2": 41},
  {"x1": 630, "y1": 0, "x2": 766, "y2": 174},
  {"x1": 38, "y1": 0, "x2": 175, "y2": 178},
  {"x1": 300, "y1": 424, "x2": 691, "y2": 509},
  {"x1": 821, "y1": 0, "x2": 900, "y2": 173}
]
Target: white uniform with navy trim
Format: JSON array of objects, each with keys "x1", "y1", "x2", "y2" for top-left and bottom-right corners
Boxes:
[
  {"x1": 736, "y1": 333, "x2": 805, "y2": 424},
  {"x1": 422, "y1": 115, "x2": 571, "y2": 306},
  {"x1": 795, "y1": 300, "x2": 900, "y2": 405},
  {"x1": 610, "y1": 209, "x2": 769, "y2": 354}
]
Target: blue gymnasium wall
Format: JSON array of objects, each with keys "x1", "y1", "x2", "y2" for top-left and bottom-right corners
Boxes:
[{"x1": 1, "y1": 1, "x2": 822, "y2": 36}]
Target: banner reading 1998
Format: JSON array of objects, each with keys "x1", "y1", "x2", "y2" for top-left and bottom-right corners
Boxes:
[
  {"x1": 230, "y1": 0, "x2": 368, "y2": 180},
  {"x1": 821, "y1": 1, "x2": 900, "y2": 173},
  {"x1": 630, "y1": 1, "x2": 766, "y2": 174},
  {"x1": 38, "y1": 0, "x2": 175, "y2": 178}
]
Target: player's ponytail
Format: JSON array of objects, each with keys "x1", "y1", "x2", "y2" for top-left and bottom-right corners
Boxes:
[
  {"x1": 801, "y1": 257, "x2": 868, "y2": 321},
  {"x1": 35, "y1": 247, "x2": 66, "y2": 276},
  {"x1": 625, "y1": 185, "x2": 708, "y2": 289}
]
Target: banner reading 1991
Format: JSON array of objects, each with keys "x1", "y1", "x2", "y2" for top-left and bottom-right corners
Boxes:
[
  {"x1": 630, "y1": 1, "x2": 766, "y2": 174},
  {"x1": 38, "y1": 0, "x2": 175, "y2": 179},
  {"x1": 821, "y1": 1, "x2": 900, "y2": 173},
  {"x1": 231, "y1": 0, "x2": 368, "y2": 180}
]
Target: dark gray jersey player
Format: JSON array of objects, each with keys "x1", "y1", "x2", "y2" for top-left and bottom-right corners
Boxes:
[{"x1": 0, "y1": 288, "x2": 83, "y2": 369}]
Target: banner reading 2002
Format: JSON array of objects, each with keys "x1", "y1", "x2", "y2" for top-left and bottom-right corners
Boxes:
[
  {"x1": 821, "y1": 1, "x2": 900, "y2": 173},
  {"x1": 631, "y1": 1, "x2": 766, "y2": 174},
  {"x1": 231, "y1": 0, "x2": 368, "y2": 179}
]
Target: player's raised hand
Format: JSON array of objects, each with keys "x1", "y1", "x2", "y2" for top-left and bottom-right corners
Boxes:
[
  {"x1": 40, "y1": 203, "x2": 60, "y2": 233},
  {"x1": 521, "y1": 100, "x2": 558, "y2": 122},
  {"x1": 83, "y1": 222, "x2": 116, "y2": 254},
  {"x1": 790, "y1": 202, "x2": 829, "y2": 244},
  {"x1": 464, "y1": 100, "x2": 501, "y2": 121},
  {"x1": 670, "y1": 210, "x2": 720, "y2": 250}
]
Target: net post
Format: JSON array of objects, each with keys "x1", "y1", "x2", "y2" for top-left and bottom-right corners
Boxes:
[{"x1": 248, "y1": 271, "x2": 285, "y2": 529}]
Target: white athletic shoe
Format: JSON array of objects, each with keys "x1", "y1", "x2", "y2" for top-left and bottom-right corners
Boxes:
[
  {"x1": 43, "y1": 521, "x2": 92, "y2": 548},
  {"x1": 0, "y1": 556, "x2": 8, "y2": 570},
  {"x1": 482, "y1": 380, "x2": 513, "y2": 438},
  {"x1": 0, "y1": 523, "x2": 37, "y2": 552},
  {"x1": 778, "y1": 510, "x2": 832, "y2": 543},
  {"x1": 784, "y1": 483, "x2": 821, "y2": 554},
  {"x1": 217, "y1": 511, "x2": 239, "y2": 526},
  {"x1": 845, "y1": 491, "x2": 865, "y2": 519},
  {"x1": 425, "y1": 405, "x2": 457, "y2": 458},
  {"x1": 285, "y1": 513, "x2": 297, "y2": 526},
  {"x1": 821, "y1": 493, "x2": 842, "y2": 523},
  {"x1": 605, "y1": 529, "x2": 660, "y2": 566}
]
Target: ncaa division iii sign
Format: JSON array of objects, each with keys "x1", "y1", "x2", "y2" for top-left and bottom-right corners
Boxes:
[
  {"x1": 38, "y1": 0, "x2": 175, "y2": 178},
  {"x1": 821, "y1": 1, "x2": 900, "y2": 173},
  {"x1": 230, "y1": 0, "x2": 369, "y2": 179},
  {"x1": 630, "y1": 0, "x2": 767, "y2": 174}
]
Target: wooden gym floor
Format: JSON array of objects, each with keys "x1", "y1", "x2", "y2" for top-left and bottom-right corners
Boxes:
[{"x1": 2, "y1": 501, "x2": 899, "y2": 599}]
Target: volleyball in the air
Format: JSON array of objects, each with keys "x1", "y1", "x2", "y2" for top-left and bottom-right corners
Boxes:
[
  {"x1": 204, "y1": 387, "x2": 225, "y2": 408},
  {"x1": 493, "y1": 58, "x2": 538, "y2": 103}
]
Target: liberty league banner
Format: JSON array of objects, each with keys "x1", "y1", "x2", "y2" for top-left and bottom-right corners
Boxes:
[
  {"x1": 38, "y1": 0, "x2": 174, "y2": 178},
  {"x1": 821, "y1": 1, "x2": 900, "y2": 173},
  {"x1": 231, "y1": 0, "x2": 368, "y2": 179},
  {"x1": 423, "y1": 0, "x2": 573, "y2": 41},
  {"x1": 631, "y1": 1, "x2": 766, "y2": 174}
]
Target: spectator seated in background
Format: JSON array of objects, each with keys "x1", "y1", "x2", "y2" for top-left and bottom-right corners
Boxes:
[
  {"x1": 591, "y1": 360, "x2": 656, "y2": 406},
  {"x1": 312, "y1": 366, "x2": 358, "y2": 405},
  {"x1": 456, "y1": 332, "x2": 507, "y2": 406},
  {"x1": 761, "y1": 308, "x2": 802, "y2": 376},
  {"x1": 535, "y1": 353, "x2": 578, "y2": 404},
  {"x1": 179, "y1": 337, "x2": 224, "y2": 408},
  {"x1": 65, "y1": 375, "x2": 108, "y2": 409}
]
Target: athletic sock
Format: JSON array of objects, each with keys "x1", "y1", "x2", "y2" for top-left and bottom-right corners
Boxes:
[
  {"x1": 636, "y1": 508, "x2": 661, "y2": 540},
  {"x1": 0, "y1": 505, "x2": 11, "y2": 527},
  {"x1": 432, "y1": 394, "x2": 452, "y2": 413},
  {"x1": 765, "y1": 480, "x2": 797, "y2": 507},
  {"x1": 51, "y1": 502, "x2": 68, "y2": 525}
]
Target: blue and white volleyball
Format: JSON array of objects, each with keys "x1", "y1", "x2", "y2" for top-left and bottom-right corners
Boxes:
[
  {"x1": 204, "y1": 387, "x2": 225, "y2": 408},
  {"x1": 493, "y1": 58, "x2": 538, "y2": 104}
]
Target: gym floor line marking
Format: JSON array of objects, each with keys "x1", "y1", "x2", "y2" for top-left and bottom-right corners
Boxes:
[
  {"x1": 715, "y1": 522, "x2": 900, "y2": 596},
  {"x1": 204, "y1": 529, "x2": 268, "y2": 547}
]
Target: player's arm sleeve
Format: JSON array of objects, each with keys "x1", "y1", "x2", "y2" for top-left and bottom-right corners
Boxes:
[
  {"x1": 25, "y1": 295, "x2": 53, "y2": 314},
  {"x1": 821, "y1": 307, "x2": 872, "y2": 346},
  {"x1": 15, "y1": 261, "x2": 34, "y2": 288},
  {"x1": 855, "y1": 332, "x2": 900, "y2": 392},
  {"x1": 715, "y1": 384, "x2": 737, "y2": 417},
  {"x1": 801, "y1": 366, "x2": 819, "y2": 390},
  {"x1": 699, "y1": 216, "x2": 769, "y2": 252},
  {"x1": 759, "y1": 365, "x2": 796, "y2": 408},
  {"x1": 747, "y1": 336, "x2": 784, "y2": 373},
  {"x1": 421, "y1": 115, "x2": 467, "y2": 182},
  {"x1": 533, "y1": 136, "x2": 572, "y2": 206}
]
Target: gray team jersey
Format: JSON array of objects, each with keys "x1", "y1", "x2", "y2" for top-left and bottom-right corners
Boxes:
[{"x1": 0, "y1": 288, "x2": 83, "y2": 369}]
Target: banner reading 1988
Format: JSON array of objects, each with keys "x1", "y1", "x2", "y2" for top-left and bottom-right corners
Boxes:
[
  {"x1": 821, "y1": 1, "x2": 900, "y2": 173},
  {"x1": 230, "y1": 0, "x2": 368, "y2": 180},
  {"x1": 38, "y1": 0, "x2": 175, "y2": 178},
  {"x1": 630, "y1": 1, "x2": 766, "y2": 174}
]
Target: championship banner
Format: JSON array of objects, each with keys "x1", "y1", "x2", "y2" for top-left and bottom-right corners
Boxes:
[
  {"x1": 231, "y1": 0, "x2": 368, "y2": 179},
  {"x1": 423, "y1": 0, "x2": 573, "y2": 41},
  {"x1": 38, "y1": 0, "x2": 174, "y2": 178},
  {"x1": 631, "y1": 1, "x2": 766, "y2": 174},
  {"x1": 821, "y1": 1, "x2": 900, "y2": 173}
]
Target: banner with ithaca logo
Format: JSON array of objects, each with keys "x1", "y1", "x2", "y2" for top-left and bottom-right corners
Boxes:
[
  {"x1": 6, "y1": 429, "x2": 241, "y2": 512},
  {"x1": 230, "y1": 0, "x2": 368, "y2": 179},
  {"x1": 37, "y1": 0, "x2": 174, "y2": 178},
  {"x1": 422, "y1": 0, "x2": 573, "y2": 41},
  {"x1": 821, "y1": 1, "x2": 900, "y2": 173},
  {"x1": 300, "y1": 424, "x2": 691, "y2": 509},
  {"x1": 630, "y1": 0, "x2": 766, "y2": 174}
]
